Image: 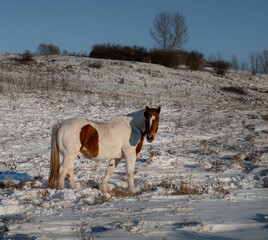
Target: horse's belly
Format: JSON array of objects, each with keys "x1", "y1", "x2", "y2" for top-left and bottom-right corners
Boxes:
[{"x1": 97, "y1": 144, "x2": 123, "y2": 160}]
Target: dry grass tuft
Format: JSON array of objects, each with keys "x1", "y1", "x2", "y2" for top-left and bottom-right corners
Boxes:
[
  {"x1": 0, "y1": 179, "x2": 45, "y2": 190},
  {"x1": 261, "y1": 114, "x2": 268, "y2": 121},
  {"x1": 168, "y1": 178, "x2": 206, "y2": 196},
  {"x1": 92, "y1": 194, "x2": 110, "y2": 205},
  {"x1": 141, "y1": 183, "x2": 158, "y2": 192},
  {"x1": 109, "y1": 187, "x2": 132, "y2": 198},
  {"x1": 212, "y1": 178, "x2": 230, "y2": 196},
  {"x1": 139, "y1": 178, "x2": 206, "y2": 196},
  {"x1": 209, "y1": 160, "x2": 224, "y2": 173},
  {"x1": 233, "y1": 154, "x2": 244, "y2": 163},
  {"x1": 0, "y1": 180, "x2": 26, "y2": 190},
  {"x1": 37, "y1": 189, "x2": 50, "y2": 201},
  {"x1": 149, "y1": 150, "x2": 161, "y2": 158},
  {"x1": 0, "y1": 180, "x2": 16, "y2": 189}
]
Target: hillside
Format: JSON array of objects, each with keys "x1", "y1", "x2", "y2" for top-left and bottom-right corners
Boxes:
[{"x1": 0, "y1": 53, "x2": 268, "y2": 239}]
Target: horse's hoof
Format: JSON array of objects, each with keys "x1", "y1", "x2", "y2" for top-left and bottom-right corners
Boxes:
[
  {"x1": 128, "y1": 187, "x2": 137, "y2": 194},
  {"x1": 69, "y1": 184, "x2": 77, "y2": 189},
  {"x1": 57, "y1": 184, "x2": 65, "y2": 190},
  {"x1": 99, "y1": 185, "x2": 107, "y2": 193}
]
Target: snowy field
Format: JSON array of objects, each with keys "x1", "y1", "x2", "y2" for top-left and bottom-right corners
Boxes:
[{"x1": 0, "y1": 53, "x2": 268, "y2": 239}]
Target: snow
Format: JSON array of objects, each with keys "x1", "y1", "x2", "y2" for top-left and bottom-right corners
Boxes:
[{"x1": 0, "y1": 53, "x2": 268, "y2": 239}]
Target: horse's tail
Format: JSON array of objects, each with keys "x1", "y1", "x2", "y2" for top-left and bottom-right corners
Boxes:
[{"x1": 47, "y1": 123, "x2": 61, "y2": 189}]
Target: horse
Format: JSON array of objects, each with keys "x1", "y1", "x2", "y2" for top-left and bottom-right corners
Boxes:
[{"x1": 47, "y1": 106, "x2": 161, "y2": 194}]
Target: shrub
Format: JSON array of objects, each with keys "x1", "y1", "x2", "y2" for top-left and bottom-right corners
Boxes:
[
  {"x1": 89, "y1": 43, "x2": 149, "y2": 62},
  {"x1": 90, "y1": 44, "x2": 110, "y2": 59},
  {"x1": 132, "y1": 46, "x2": 150, "y2": 62},
  {"x1": 150, "y1": 49, "x2": 181, "y2": 68},
  {"x1": 211, "y1": 60, "x2": 230, "y2": 75},
  {"x1": 37, "y1": 43, "x2": 60, "y2": 55},
  {"x1": 184, "y1": 51, "x2": 204, "y2": 70},
  {"x1": 20, "y1": 50, "x2": 34, "y2": 63},
  {"x1": 89, "y1": 43, "x2": 183, "y2": 68},
  {"x1": 90, "y1": 44, "x2": 124, "y2": 60}
]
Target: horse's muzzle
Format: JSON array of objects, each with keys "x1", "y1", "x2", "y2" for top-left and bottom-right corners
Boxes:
[{"x1": 147, "y1": 136, "x2": 154, "y2": 142}]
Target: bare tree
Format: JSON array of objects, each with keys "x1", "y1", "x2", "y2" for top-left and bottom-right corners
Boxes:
[
  {"x1": 230, "y1": 54, "x2": 239, "y2": 70},
  {"x1": 249, "y1": 51, "x2": 259, "y2": 74},
  {"x1": 216, "y1": 52, "x2": 223, "y2": 61},
  {"x1": 150, "y1": 12, "x2": 188, "y2": 50},
  {"x1": 240, "y1": 61, "x2": 249, "y2": 71},
  {"x1": 258, "y1": 50, "x2": 268, "y2": 74}
]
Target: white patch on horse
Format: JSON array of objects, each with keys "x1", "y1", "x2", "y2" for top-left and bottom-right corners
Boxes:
[{"x1": 149, "y1": 115, "x2": 156, "y2": 129}]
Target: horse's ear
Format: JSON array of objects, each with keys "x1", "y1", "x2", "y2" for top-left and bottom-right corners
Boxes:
[
  {"x1": 157, "y1": 106, "x2": 161, "y2": 114},
  {"x1": 145, "y1": 106, "x2": 150, "y2": 112}
]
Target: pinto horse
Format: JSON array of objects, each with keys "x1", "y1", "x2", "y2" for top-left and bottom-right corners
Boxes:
[{"x1": 47, "y1": 106, "x2": 161, "y2": 193}]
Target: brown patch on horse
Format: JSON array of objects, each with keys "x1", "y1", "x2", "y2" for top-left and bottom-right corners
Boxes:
[
  {"x1": 148, "y1": 119, "x2": 159, "y2": 139},
  {"x1": 79, "y1": 124, "x2": 99, "y2": 158},
  {"x1": 136, "y1": 133, "x2": 146, "y2": 155}
]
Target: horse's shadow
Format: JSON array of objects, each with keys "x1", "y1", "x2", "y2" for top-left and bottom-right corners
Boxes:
[
  {"x1": 0, "y1": 171, "x2": 32, "y2": 181},
  {"x1": 251, "y1": 214, "x2": 268, "y2": 228}
]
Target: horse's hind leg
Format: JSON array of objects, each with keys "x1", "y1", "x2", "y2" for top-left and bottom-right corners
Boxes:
[
  {"x1": 58, "y1": 155, "x2": 75, "y2": 189},
  {"x1": 67, "y1": 168, "x2": 77, "y2": 189},
  {"x1": 100, "y1": 159, "x2": 120, "y2": 193}
]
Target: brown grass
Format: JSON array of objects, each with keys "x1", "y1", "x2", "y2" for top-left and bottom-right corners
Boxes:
[
  {"x1": 92, "y1": 194, "x2": 110, "y2": 205},
  {"x1": 167, "y1": 178, "x2": 206, "y2": 196},
  {"x1": 0, "y1": 179, "x2": 44, "y2": 190},
  {"x1": 37, "y1": 189, "x2": 50, "y2": 201},
  {"x1": 232, "y1": 154, "x2": 244, "y2": 163},
  {"x1": 109, "y1": 187, "x2": 132, "y2": 198},
  {"x1": 212, "y1": 178, "x2": 230, "y2": 196},
  {"x1": 210, "y1": 160, "x2": 224, "y2": 173},
  {"x1": 261, "y1": 114, "x2": 268, "y2": 121},
  {"x1": 140, "y1": 178, "x2": 206, "y2": 196},
  {"x1": 0, "y1": 180, "x2": 26, "y2": 190},
  {"x1": 149, "y1": 150, "x2": 161, "y2": 158}
]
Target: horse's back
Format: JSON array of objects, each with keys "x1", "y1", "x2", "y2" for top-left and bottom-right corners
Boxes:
[{"x1": 58, "y1": 118, "x2": 91, "y2": 137}]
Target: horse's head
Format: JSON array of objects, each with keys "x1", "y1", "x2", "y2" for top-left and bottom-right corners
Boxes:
[{"x1": 144, "y1": 106, "x2": 161, "y2": 142}]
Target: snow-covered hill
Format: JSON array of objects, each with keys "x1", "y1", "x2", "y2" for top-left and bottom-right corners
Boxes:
[{"x1": 0, "y1": 53, "x2": 268, "y2": 239}]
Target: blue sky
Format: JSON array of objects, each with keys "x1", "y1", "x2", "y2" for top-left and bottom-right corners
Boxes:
[{"x1": 1, "y1": 0, "x2": 267, "y2": 62}]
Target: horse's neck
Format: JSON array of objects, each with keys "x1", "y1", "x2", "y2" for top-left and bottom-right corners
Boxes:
[{"x1": 127, "y1": 109, "x2": 146, "y2": 134}]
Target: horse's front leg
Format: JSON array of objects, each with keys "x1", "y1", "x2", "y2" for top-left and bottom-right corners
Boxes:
[
  {"x1": 124, "y1": 150, "x2": 137, "y2": 194},
  {"x1": 100, "y1": 159, "x2": 121, "y2": 193}
]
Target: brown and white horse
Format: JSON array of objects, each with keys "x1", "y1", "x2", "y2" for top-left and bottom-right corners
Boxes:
[{"x1": 47, "y1": 106, "x2": 161, "y2": 193}]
